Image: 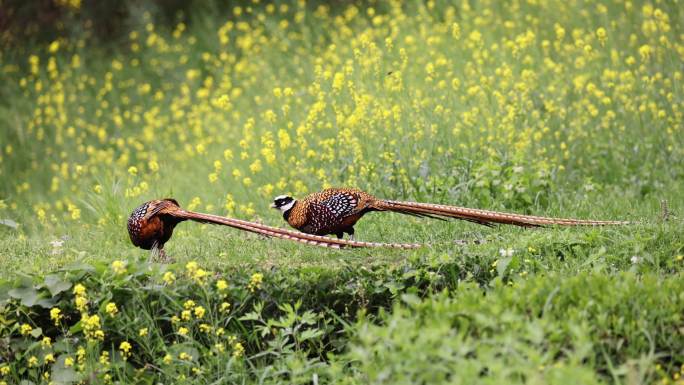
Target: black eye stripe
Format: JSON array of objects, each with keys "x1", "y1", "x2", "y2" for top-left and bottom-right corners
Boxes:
[{"x1": 275, "y1": 197, "x2": 292, "y2": 206}]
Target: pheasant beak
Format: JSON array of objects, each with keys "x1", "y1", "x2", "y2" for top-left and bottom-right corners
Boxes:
[{"x1": 270, "y1": 203, "x2": 277, "y2": 209}]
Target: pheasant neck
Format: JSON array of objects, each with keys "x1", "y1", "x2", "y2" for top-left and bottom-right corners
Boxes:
[{"x1": 282, "y1": 208, "x2": 292, "y2": 222}]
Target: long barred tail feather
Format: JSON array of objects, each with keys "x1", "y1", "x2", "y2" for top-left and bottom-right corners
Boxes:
[
  {"x1": 173, "y1": 210, "x2": 421, "y2": 249},
  {"x1": 376, "y1": 200, "x2": 629, "y2": 227}
]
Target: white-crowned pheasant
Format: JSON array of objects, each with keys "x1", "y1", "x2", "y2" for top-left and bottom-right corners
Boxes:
[{"x1": 271, "y1": 188, "x2": 628, "y2": 239}]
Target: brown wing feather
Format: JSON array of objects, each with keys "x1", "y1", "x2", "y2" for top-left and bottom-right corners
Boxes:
[{"x1": 287, "y1": 188, "x2": 379, "y2": 236}]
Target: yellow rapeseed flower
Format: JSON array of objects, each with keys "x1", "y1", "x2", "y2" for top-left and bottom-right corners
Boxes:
[
  {"x1": 119, "y1": 341, "x2": 132, "y2": 358},
  {"x1": 20, "y1": 323, "x2": 33, "y2": 336},
  {"x1": 216, "y1": 279, "x2": 228, "y2": 291},
  {"x1": 50, "y1": 307, "x2": 62, "y2": 325},
  {"x1": 247, "y1": 272, "x2": 263, "y2": 292},
  {"x1": 163, "y1": 271, "x2": 176, "y2": 284},
  {"x1": 73, "y1": 284, "x2": 86, "y2": 296},
  {"x1": 105, "y1": 302, "x2": 118, "y2": 316},
  {"x1": 111, "y1": 260, "x2": 126, "y2": 274},
  {"x1": 232, "y1": 342, "x2": 245, "y2": 358}
]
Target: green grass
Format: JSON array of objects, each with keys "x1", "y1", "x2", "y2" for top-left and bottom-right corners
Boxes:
[{"x1": 1, "y1": 0, "x2": 683, "y2": 383}]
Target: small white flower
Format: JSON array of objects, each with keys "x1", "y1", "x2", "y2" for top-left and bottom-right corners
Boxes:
[
  {"x1": 630, "y1": 255, "x2": 640, "y2": 264},
  {"x1": 499, "y1": 248, "x2": 515, "y2": 258},
  {"x1": 50, "y1": 240, "x2": 64, "y2": 248}
]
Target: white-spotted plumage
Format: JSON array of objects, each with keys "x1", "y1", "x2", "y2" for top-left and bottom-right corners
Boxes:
[{"x1": 273, "y1": 187, "x2": 630, "y2": 240}]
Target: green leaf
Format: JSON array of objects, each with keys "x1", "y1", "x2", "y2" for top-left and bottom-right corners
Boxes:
[
  {"x1": 35, "y1": 297, "x2": 57, "y2": 309},
  {"x1": 52, "y1": 367, "x2": 79, "y2": 384},
  {"x1": 400, "y1": 293, "x2": 421, "y2": 307},
  {"x1": 299, "y1": 328, "x2": 324, "y2": 341},
  {"x1": 44, "y1": 274, "x2": 72, "y2": 297},
  {"x1": 8, "y1": 286, "x2": 39, "y2": 307},
  {"x1": 30, "y1": 327, "x2": 43, "y2": 338},
  {"x1": 239, "y1": 311, "x2": 261, "y2": 321}
]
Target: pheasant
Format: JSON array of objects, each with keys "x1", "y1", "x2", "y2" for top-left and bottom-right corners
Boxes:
[
  {"x1": 127, "y1": 198, "x2": 420, "y2": 259},
  {"x1": 271, "y1": 188, "x2": 629, "y2": 239}
]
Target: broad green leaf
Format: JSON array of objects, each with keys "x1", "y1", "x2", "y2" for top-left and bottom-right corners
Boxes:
[
  {"x1": 44, "y1": 274, "x2": 72, "y2": 297},
  {"x1": 52, "y1": 367, "x2": 79, "y2": 384},
  {"x1": 8, "y1": 286, "x2": 39, "y2": 307}
]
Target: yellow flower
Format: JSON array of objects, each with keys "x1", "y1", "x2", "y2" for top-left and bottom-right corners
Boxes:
[
  {"x1": 193, "y1": 306, "x2": 206, "y2": 319},
  {"x1": 41, "y1": 336, "x2": 52, "y2": 348},
  {"x1": 28, "y1": 356, "x2": 38, "y2": 367},
  {"x1": 183, "y1": 299, "x2": 196, "y2": 309},
  {"x1": 192, "y1": 268, "x2": 209, "y2": 283},
  {"x1": 99, "y1": 351, "x2": 109, "y2": 366},
  {"x1": 19, "y1": 323, "x2": 33, "y2": 336},
  {"x1": 119, "y1": 341, "x2": 132, "y2": 358},
  {"x1": 75, "y1": 296, "x2": 88, "y2": 312},
  {"x1": 332, "y1": 72, "x2": 345, "y2": 91},
  {"x1": 64, "y1": 357, "x2": 75, "y2": 367},
  {"x1": 162, "y1": 271, "x2": 176, "y2": 284},
  {"x1": 178, "y1": 327, "x2": 189, "y2": 336},
  {"x1": 216, "y1": 94, "x2": 230, "y2": 109},
  {"x1": 82, "y1": 314, "x2": 103, "y2": 340},
  {"x1": 139, "y1": 328, "x2": 148, "y2": 337},
  {"x1": 181, "y1": 310, "x2": 192, "y2": 321},
  {"x1": 44, "y1": 353, "x2": 55, "y2": 364},
  {"x1": 105, "y1": 302, "x2": 118, "y2": 316},
  {"x1": 216, "y1": 279, "x2": 228, "y2": 291},
  {"x1": 48, "y1": 40, "x2": 60, "y2": 53},
  {"x1": 220, "y1": 302, "x2": 231, "y2": 313},
  {"x1": 128, "y1": 166, "x2": 138, "y2": 176},
  {"x1": 0, "y1": 366, "x2": 9, "y2": 375},
  {"x1": 596, "y1": 27, "x2": 606, "y2": 40},
  {"x1": 148, "y1": 160, "x2": 159, "y2": 172},
  {"x1": 73, "y1": 284, "x2": 86, "y2": 296},
  {"x1": 199, "y1": 323, "x2": 212, "y2": 333},
  {"x1": 247, "y1": 273, "x2": 263, "y2": 292},
  {"x1": 179, "y1": 352, "x2": 192, "y2": 361},
  {"x1": 185, "y1": 261, "x2": 199, "y2": 273},
  {"x1": 76, "y1": 347, "x2": 86, "y2": 363},
  {"x1": 111, "y1": 260, "x2": 126, "y2": 274},
  {"x1": 163, "y1": 354, "x2": 173, "y2": 364},
  {"x1": 232, "y1": 342, "x2": 245, "y2": 358},
  {"x1": 50, "y1": 307, "x2": 63, "y2": 325}
]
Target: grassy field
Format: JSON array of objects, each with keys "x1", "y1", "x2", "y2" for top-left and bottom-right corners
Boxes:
[{"x1": 1, "y1": 0, "x2": 683, "y2": 383}]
